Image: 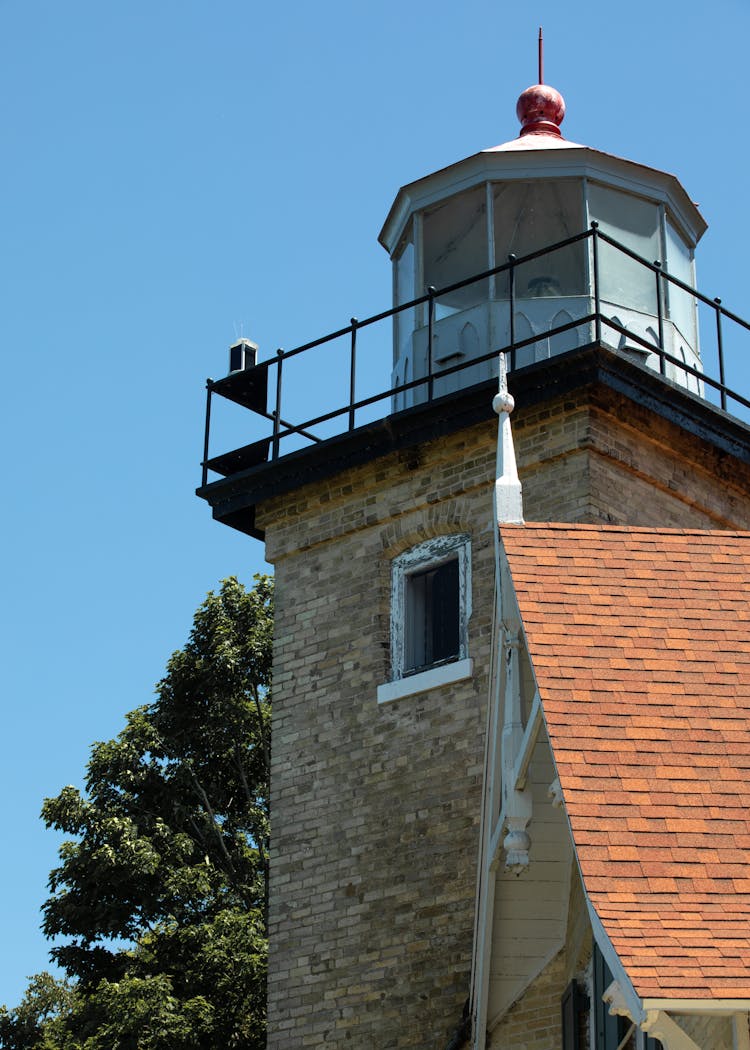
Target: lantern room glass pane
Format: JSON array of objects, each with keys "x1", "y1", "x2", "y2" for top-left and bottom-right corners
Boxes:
[
  {"x1": 588, "y1": 182, "x2": 660, "y2": 314},
  {"x1": 394, "y1": 222, "x2": 415, "y2": 367},
  {"x1": 492, "y1": 179, "x2": 585, "y2": 298},
  {"x1": 665, "y1": 219, "x2": 696, "y2": 347},
  {"x1": 422, "y1": 186, "x2": 488, "y2": 319}
]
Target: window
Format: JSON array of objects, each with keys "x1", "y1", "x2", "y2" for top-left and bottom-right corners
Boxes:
[
  {"x1": 422, "y1": 186, "x2": 489, "y2": 319},
  {"x1": 561, "y1": 979, "x2": 587, "y2": 1050},
  {"x1": 377, "y1": 535, "x2": 472, "y2": 704},
  {"x1": 405, "y1": 557, "x2": 459, "y2": 673},
  {"x1": 587, "y1": 182, "x2": 660, "y2": 315},
  {"x1": 493, "y1": 179, "x2": 586, "y2": 298}
]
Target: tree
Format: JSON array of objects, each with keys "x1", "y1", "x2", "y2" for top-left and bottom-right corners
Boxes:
[{"x1": 0, "y1": 575, "x2": 273, "y2": 1050}]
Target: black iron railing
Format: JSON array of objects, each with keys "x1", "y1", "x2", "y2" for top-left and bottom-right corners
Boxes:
[{"x1": 201, "y1": 225, "x2": 750, "y2": 486}]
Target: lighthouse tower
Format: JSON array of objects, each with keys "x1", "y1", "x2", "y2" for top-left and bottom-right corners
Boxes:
[{"x1": 198, "y1": 68, "x2": 750, "y2": 1050}]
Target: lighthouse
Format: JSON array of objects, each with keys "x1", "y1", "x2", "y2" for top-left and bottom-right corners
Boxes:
[{"x1": 199, "y1": 64, "x2": 750, "y2": 1050}]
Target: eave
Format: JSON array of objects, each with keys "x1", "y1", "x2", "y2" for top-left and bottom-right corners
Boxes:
[{"x1": 378, "y1": 143, "x2": 706, "y2": 255}]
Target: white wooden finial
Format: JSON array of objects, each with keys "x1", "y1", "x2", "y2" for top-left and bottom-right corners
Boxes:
[{"x1": 493, "y1": 354, "x2": 524, "y2": 525}]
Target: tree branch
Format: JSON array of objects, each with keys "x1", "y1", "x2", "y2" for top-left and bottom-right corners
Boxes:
[{"x1": 250, "y1": 682, "x2": 271, "y2": 785}]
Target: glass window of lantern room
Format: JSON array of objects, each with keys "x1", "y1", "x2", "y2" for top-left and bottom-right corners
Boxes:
[
  {"x1": 492, "y1": 179, "x2": 586, "y2": 299},
  {"x1": 665, "y1": 218, "x2": 697, "y2": 349},
  {"x1": 393, "y1": 221, "x2": 416, "y2": 367},
  {"x1": 422, "y1": 186, "x2": 489, "y2": 320},
  {"x1": 587, "y1": 182, "x2": 660, "y2": 315}
]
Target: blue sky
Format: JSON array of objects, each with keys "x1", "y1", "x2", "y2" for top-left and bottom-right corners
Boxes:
[{"x1": 2, "y1": 0, "x2": 750, "y2": 1008}]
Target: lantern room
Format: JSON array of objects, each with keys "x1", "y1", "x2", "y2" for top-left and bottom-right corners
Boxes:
[{"x1": 379, "y1": 83, "x2": 707, "y2": 409}]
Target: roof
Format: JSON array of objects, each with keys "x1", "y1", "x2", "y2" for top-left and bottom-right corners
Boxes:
[
  {"x1": 379, "y1": 130, "x2": 707, "y2": 255},
  {"x1": 482, "y1": 130, "x2": 585, "y2": 152},
  {"x1": 500, "y1": 522, "x2": 750, "y2": 1001}
]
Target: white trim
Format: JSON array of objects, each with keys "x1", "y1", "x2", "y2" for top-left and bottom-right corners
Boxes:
[
  {"x1": 642, "y1": 1000, "x2": 750, "y2": 1014},
  {"x1": 487, "y1": 813, "x2": 505, "y2": 868},
  {"x1": 734, "y1": 1013, "x2": 750, "y2": 1050},
  {"x1": 512, "y1": 690, "x2": 542, "y2": 790},
  {"x1": 587, "y1": 895, "x2": 646, "y2": 1024},
  {"x1": 493, "y1": 352, "x2": 524, "y2": 525},
  {"x1": 377, "y1": 657, "x2": 473, "y2": 704},
  {"x1": 378, "y1": 149, "x2": 705, "y2": 257}
]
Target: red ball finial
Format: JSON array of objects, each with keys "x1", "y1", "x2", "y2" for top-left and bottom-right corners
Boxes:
[{"x1": 516, "y1": 83, "x2": 566, "y2": 138}]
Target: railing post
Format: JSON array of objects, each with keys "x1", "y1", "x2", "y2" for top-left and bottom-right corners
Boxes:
[
  {"x1": 654, "y1": 261, "x2": 666, "y2": 375},
  {"x1": 591, "y1": 222, "x2": 602, "y2": 345},
  {"x1": 427, "y1": 286, "x2": 436, "y2": 402},
  {"x1": 201, "y1": 379, "x2": 213, "y2": 488},
  {"x1": 508, "y1": 254, "x2": 516, "y2": 372},
  {"x1": 349, "y1": 317, "x2": 358, "y2": 430},
  {"x1": 715, "y1": 297, "x2": 727, "y2": 411},
  {"x1": 272, "y1": 348, "x2": 284, "y2": 460}
]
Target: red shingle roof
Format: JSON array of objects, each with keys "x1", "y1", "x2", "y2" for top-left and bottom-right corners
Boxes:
[{"x1": 500, "y1": 523, "x2": 750, "y2": 1001}]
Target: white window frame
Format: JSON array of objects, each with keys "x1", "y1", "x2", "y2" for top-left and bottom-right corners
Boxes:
[{"x1": 377, "y1": 534, "x2": 472, "y2": 704}]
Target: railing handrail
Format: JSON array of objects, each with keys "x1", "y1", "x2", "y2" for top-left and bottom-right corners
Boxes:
[
  {"x1": 201, "y1": 226, "x2": 750, "y2": 486},
  {"x1": 228, "y1": 227, "x2": 743, "y2": 369}
]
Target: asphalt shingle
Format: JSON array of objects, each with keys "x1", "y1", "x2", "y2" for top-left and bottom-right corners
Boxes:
[{"x1": 501, "y1": 523, "x2": 750, "y2": 1000}]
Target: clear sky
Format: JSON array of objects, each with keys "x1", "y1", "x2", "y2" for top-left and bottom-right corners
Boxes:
[{"x1": 2, "y1": 0, "x2": 750, "y2": 1009}]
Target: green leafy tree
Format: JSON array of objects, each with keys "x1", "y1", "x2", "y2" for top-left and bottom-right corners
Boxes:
[{"x1": 0, "y1": 575, "x2": 272, "y2": 1050}]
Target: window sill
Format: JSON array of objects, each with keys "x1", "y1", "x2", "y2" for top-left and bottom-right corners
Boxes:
[{"x1": 376, "y1": 657, "x2": 473, "y2": 705}]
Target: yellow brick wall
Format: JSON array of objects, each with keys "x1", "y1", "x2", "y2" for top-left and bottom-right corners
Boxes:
[
  {"x1": 513, "y1": 390, "x2": 750, "y2": 529},
  {"x1": 257, "y1": 387, "x2": 750, "y2": 1047},
  {"x1": 259, "y1": 425, "x2": 497, "y2": 1048}
]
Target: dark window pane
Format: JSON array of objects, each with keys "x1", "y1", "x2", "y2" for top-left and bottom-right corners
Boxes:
[
  {"x1": 405, "y1": 558, "x2": 460, "y2": 673},
  {"x1": 432, "y1": 559, "x2": 459, "y2": 662},
  {"x1": 593, "y1": 944, "x2": 621, "y2": 1049},
  {"x1": 423, "y1": 186, "x2": 489, "y2": 316},
  {"x1": 561, "y1": 981, "x2": 581, "y2": 1050}
]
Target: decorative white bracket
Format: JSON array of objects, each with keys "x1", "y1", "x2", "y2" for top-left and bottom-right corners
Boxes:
[
  {"x1": 501, "y1": 625, "x2": 532, "y2": 873},
  {"x1": 642, "y1": 1010, "x2": 701, "y2": 1050},
  {"x1": 503, "y1": 813, "x2": 532, "y2": 874},
  {"x1": 604, "y1": 984, "x2": 702, "y2": 1050},
  {"x1": 512, "y1": 690, "x2": 543, "y2": 792},
  {"x1": 604, "y1": 980, "x2": 635, "y2": 1022},
  {"x1": 548, "y1": 777, "x2": 564, "y2": 807}
]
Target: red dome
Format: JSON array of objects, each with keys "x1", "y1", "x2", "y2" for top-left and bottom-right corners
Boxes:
[{"x1": 516, "y1": 84, "x2": 565, "y2": 137}]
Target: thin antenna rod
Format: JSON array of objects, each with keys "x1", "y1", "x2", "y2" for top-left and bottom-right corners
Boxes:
[{"x1": 538, "y1": 26, "x2": 544, "y2": 84}]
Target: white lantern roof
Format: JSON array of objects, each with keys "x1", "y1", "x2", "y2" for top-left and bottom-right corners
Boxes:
[{"x1": 379, "y1": 85, "x2": 707, "y2": 256}]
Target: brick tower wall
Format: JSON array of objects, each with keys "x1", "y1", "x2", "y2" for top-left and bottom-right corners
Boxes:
[
  {"x1": 258, "y1": 423, "x2": 498, "y2": 1048},
  {"x1": 257, "y1": 385, "x2": 750, "y2": 1048}
]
